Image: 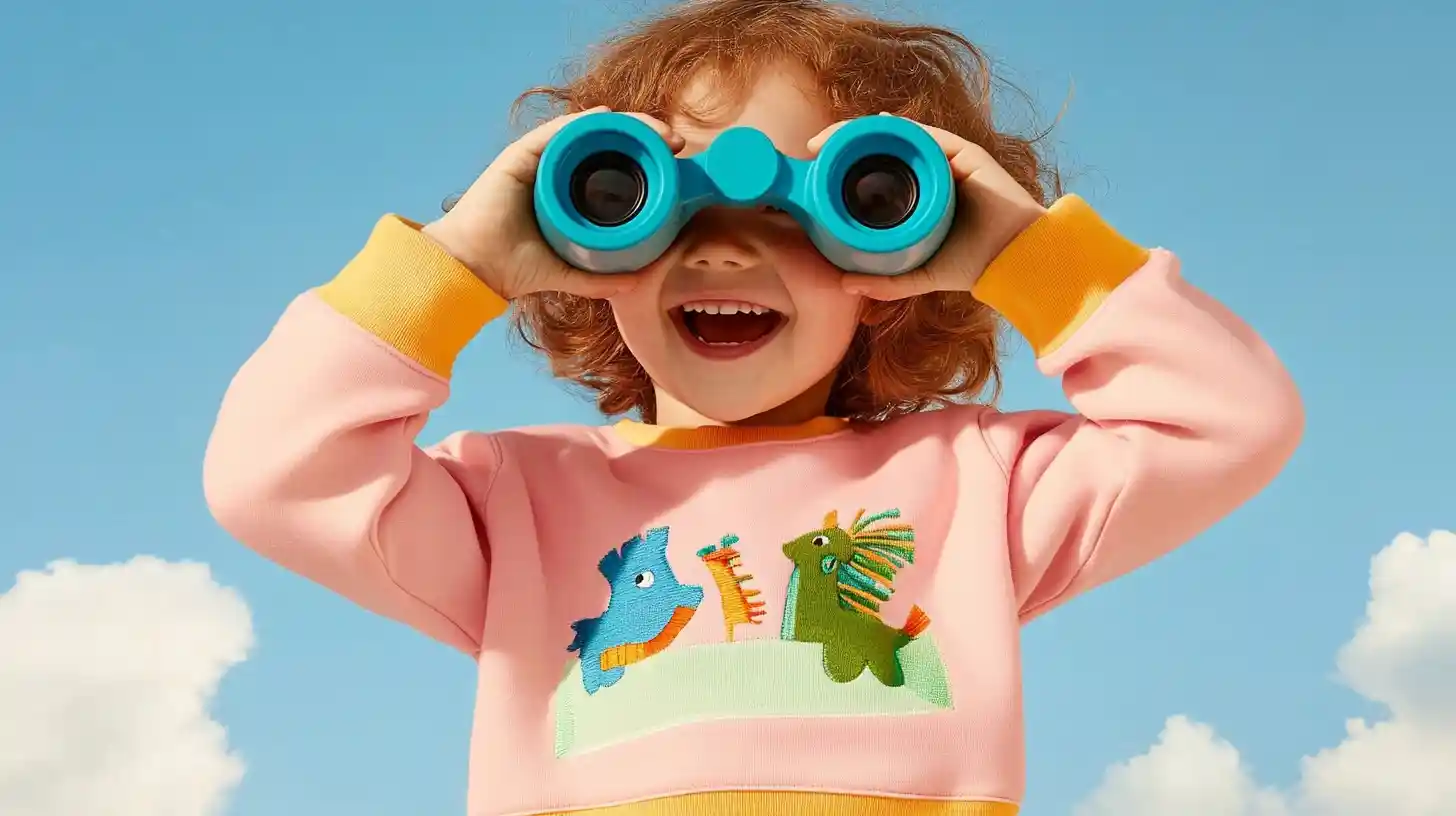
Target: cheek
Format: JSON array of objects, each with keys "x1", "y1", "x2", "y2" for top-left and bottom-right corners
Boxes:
[
  {"x1": 780, "y1": 247, "x2": 864, "y2": 342},
  {"x1": 609, "y1": 259, "x2": 673, "y2": 355},
  {"x1": 794, "y1": 292, "x2": 864, "y2": 350},
  {"x1": 609, "y1": 289, "x2": 664, "y2": 353}
]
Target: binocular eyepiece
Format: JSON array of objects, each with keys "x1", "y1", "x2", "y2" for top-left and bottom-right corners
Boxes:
[{"x1": 533, "y1": 112, "x2": 954, "y2": 275}]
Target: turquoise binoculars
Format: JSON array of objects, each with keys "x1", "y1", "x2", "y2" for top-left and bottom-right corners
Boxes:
[{"x1": 533, "y1": 112, "x2": 954, "y2": 276}]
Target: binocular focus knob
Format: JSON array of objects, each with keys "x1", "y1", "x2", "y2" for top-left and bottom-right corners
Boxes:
[{"x1": 699, "y1": 127, "x2": 780, "y2": 204}]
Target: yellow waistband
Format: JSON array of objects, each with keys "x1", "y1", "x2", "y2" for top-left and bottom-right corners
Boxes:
[{"x1": 540, "y1": 791, "x2": 1018, "y2": 816}]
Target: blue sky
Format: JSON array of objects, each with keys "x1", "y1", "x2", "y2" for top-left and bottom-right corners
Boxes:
[{"x1": 1, "y1": 0, "x2": 1452, "y2": 814}]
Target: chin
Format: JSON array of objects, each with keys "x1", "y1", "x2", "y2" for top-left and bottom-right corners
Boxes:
[
  {"x1": 628, "y1": 315, "x2": 853, "y2": 426},
  {"x1": 672, "y1": 394, "x2": 781, "y2": 424},
  {"x1": 667, "y1": 378, "x2": 823, "y2": 425}
]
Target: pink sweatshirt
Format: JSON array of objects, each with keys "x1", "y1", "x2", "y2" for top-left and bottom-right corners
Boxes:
[{"x1": 204, "y1": 196, "x2": 1302, "y2": 816}]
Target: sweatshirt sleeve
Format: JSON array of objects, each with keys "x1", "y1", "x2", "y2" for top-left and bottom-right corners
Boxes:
[
  {"x1": 970, "y1": 195, "x2": 1304, "y2": 621},
  {"x1": 203, "y1": 215, "x2": 508, "y2": 654}
]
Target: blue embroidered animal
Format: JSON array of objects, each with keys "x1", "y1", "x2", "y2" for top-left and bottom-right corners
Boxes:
[{"x1": 567, "y1": 526, "x2": 704, "y2": 694}]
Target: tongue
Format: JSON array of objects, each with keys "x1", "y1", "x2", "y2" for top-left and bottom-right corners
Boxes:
[{"x1": 690, "y1": 312, "x2": 778, "y2": 344}]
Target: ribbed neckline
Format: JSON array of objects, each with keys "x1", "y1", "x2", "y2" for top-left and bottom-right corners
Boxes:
[{"x1": 611, "y1": 416, "x2": 850, "y2": 450}]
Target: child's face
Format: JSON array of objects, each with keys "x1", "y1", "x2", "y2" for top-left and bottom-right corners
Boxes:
[{"x1": 608, "y1": 63, "x2": 864, "y2": 425}]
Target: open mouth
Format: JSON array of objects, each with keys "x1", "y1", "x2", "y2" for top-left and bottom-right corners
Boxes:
[{"x1": 670, "y1": 300, "x2": 786, "y2": 359}]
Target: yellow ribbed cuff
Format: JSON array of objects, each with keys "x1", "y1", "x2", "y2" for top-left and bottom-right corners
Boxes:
[
  {"x1": 315, "y1": 215, "x2": 508, "y2": 378},
  {"x1": 971, "y1": 195, "x2": 1150, "y2": 357}
]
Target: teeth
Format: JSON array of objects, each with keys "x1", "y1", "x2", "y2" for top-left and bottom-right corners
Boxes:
[{"x1": 680, "y1": 301, "x2": 772, "y2": 315}]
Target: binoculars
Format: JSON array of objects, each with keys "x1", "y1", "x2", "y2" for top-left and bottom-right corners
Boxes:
[{"x1": 533, "y1": 112, "x2": 954, "y2": 276}]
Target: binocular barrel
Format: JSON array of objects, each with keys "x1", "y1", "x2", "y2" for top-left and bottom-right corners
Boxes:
[{"x1": 533, "y1": 112, "x2": 954, "y2": 276}]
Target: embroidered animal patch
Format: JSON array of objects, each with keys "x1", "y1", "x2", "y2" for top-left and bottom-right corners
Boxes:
[
  {"x1": 780, "y1": 508, "x2": 930, "y2": 686},
  {"x1": 566, "y1": 527, "x2": 704, "y2": 694},
  {"x1": 697, "y1": 534, "x2": 766, "y2": 642}
]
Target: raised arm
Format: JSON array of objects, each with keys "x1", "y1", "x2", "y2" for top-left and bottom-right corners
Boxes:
[
  {"x1": 970, "y1": 196, "x2": 1304, "y2": 620},
  {"x1": 203, "y1": 216, "x2": 506, "y2": 653}
]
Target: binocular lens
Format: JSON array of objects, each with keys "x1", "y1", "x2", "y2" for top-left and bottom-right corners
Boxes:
[
  {"x1": 569, "y1": 151, "x2": 647, "y2": 227},
  {"x1": 842, "y1": 154, "x2": 918, "y2": 229}
]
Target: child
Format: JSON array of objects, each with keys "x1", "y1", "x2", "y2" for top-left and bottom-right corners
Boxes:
[{"x1": 204, "y1": 0, "x2": 1302, "y2": 813}]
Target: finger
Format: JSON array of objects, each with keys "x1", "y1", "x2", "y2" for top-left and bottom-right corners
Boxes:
[
  {"x1": 907, "y1": 122, "x2": 1000, "y2": 183},
  {"x1": 615, "y1": 112, "x2": 686, "y2": 152},
  {"x1": 805, "y1": 112, "x2": 931, "y2": 155},
  {"x1": 805, "y1": 119, "x2": 854, "y2": 155},
  {"x1": 493, "y1": 106, "x2": 610, "y2": 185},
  {"x1": 516, "y1": 105, "x2": 610, "y2": 156},
  {"x1": 839, "y1": 268, "x2": 940, "y2": 301}
]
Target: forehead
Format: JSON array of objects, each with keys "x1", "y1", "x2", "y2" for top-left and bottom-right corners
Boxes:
[{"x1": 669, "y1": 61, "x2": 833, "y2": 160}]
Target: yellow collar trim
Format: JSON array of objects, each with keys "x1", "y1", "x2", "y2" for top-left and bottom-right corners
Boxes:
[{"x1": 612, "y1": 417, "x2": 850, "y2": 450}]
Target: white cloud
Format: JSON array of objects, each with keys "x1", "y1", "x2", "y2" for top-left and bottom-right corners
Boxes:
[
  {"x1": 1076, "y1": 716, "x2": 1291, "y2": 816},
  {"x1": 1077, "y1": 530, "x2": 1456, "y2": 816},
  {"x1": 0, "y1": 557, "x2": 254, "y2": 816}
]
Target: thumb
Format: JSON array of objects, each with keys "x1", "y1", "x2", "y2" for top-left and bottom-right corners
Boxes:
[
  {"x1": 839, "y1": 268, "x2": 939, "y2": 301},
  {"x1": 522, "y1": 248, "x2": 645, "y2": 299},
  {"x1": 546, "y1": 267, "x2": 645, "y2": 300}
]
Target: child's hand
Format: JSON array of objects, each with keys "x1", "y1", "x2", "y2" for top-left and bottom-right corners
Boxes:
[
  {"x1": 807, "y1": 115, "x2": 1048, "y2": 300},
  {"x1": 422, "y1": 107, "x2": 684, "y2": 301}
]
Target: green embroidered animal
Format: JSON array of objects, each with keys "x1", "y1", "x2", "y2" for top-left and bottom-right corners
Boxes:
[{"x1": 780, "y1": 508, "x2": 930, "y2": 686}]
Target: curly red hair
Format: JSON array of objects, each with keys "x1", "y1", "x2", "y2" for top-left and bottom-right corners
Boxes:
[{"x1": 509, "y1": 0, "x2": 1061, "y2": 422}]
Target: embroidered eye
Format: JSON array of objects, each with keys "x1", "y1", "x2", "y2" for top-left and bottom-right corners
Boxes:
[
  {"x1": 633, "y1": 571, "x2": 655, "y2": 588},
  {"x1": 812, "y1": 535, "x2": 829, "y2": 547}
]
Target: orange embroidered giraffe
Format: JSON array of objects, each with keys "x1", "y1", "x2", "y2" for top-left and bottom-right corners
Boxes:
[{"x1": 697, "y1": 534, "x2": 766, "y2": 642}]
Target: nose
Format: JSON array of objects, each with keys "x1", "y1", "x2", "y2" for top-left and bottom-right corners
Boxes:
[
  {"x1": 679, "y1": 209, "x2": 761, "y2": 271},
  {"x1": 684, "y1": 239, "x2": 756, "y2": 270}
]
